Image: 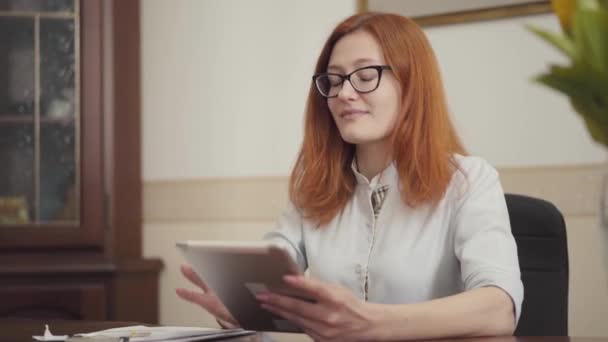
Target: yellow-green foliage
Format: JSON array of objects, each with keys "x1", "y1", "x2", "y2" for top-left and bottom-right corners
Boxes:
[{"x1": 529, "y1": 0, "x2": 608, "y2": 146}]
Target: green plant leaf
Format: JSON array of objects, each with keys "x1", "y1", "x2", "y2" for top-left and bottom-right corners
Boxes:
[
  {"x1": 576, "y1": 1, "x2": 608, "y2": 73},
  {"x1": 536, "y1": 64, "x2": 608, "y2": 126},
  {"x1": 527, "y1": 24, "x2": 577, "y2": 59},
  {"x1": 537, "y1": 66, "x2": 594, "y2": 100},
  {"x1": 573, "y1": 98, "x2": 608, "y2": 146},
  {"x1": 529, "y1": 0, "x2": 608, "y2": 147}
]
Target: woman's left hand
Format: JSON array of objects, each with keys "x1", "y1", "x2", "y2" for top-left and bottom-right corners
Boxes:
[{"x1": 256, "y1": 275, "x2": 380, "y2": 341}]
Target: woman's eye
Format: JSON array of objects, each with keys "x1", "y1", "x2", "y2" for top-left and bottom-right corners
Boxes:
[
  {"x1": 328, "y1": 76, "x2": 343, "y2": 86},
  {"x1": 356, "y1": 71, "x2": 377, "y2": 82}
]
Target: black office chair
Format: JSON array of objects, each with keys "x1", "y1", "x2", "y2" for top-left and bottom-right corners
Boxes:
[{"x1": 505, "y1": 193, "x2": 569, "y2": 336}]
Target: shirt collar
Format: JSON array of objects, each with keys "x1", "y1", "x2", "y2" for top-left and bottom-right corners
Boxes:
[{"x1": 351, "y1": 158, "x2": 398, "y2": 189}]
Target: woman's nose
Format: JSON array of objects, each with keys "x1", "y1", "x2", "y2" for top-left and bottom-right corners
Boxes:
[{"x1": 337, "y1": 79, "x2": 358, "y2": 100}]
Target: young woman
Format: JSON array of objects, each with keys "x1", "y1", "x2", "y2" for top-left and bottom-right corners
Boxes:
[{"x1": 177, "y1": 12, "x2": 523, "y2": 341}]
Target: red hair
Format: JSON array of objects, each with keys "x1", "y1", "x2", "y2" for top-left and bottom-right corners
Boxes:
[{"x1": 289, "y1": 12, "x2": 467, "y2": 225}]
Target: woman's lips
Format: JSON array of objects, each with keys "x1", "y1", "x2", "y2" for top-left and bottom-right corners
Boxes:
[{"x1": 340, "y1": 109, "x2": 368, "y2": 120}]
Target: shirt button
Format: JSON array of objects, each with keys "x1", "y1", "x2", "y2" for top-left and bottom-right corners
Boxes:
[
  {"x1": 355, "y1": 264, "x2": 362, "y2": 274},
  {"x1": 366, "y1": 221, "x2": 372, "y2": 228}
]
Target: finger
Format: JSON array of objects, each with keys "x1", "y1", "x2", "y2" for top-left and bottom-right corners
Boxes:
[
  {"x1": 180, "y1": 264, "x2": 210, "y2": 292},
  {"x1": 257, "y1": 292, "x2": 327, "y2": 324},
  {"x1": 283, "y1": 275, "x2": 336, "y2": 303},
  {"x1": 260, "y1": 303, "x2": 324, "y2": 335},
  {"x1": 175, "y1": 288, "x2": 235, "y2": 324},
  {"x1": 216, "y1": 317, "x2": 239, "y2": 329},
  {"x1": 176, "y1": 288, "x2": 211, "y2": 308}
]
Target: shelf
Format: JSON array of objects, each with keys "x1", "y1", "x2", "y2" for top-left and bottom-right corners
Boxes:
[{"x1": 0, "y1": 115, "x2": 75, "y2": 125}]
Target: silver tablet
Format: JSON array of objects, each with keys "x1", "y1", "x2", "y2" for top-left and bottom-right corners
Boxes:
[{"x1": 176, "y1": 240, "x2": 309, "y2": 332}]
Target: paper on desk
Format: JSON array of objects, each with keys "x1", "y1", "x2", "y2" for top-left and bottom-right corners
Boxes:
[{"x1": 75, "y1": 325, "x2": 255, "y2": 342}]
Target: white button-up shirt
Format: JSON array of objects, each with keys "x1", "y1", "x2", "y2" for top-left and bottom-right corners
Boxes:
[{"x1": 265, "y1": 155, "x2": 523, "y2": 321}]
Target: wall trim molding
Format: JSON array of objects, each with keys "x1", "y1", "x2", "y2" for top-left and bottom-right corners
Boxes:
[
  {"x1": 144, "y1": 163, "x2": 605, "y2": 223},
  {"x1": 498, "y1": 163, "x2": 604, "y2": 217}
]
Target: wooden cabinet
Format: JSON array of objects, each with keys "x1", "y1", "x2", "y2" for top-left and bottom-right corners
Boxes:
[{"x1": 0, "y1": 0, "x2": 162, "y2": 323}]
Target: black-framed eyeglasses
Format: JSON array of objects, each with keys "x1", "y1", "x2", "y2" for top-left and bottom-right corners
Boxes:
[{"x1": 312, "y1": 65, "x2": 392, "y2": 98}]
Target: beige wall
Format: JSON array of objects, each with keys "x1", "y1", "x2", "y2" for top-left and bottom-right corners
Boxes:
[
  {"x1": 140, "y1": 0, "x2": 608, "y2": 337},
  {"x1": 142, "y1": 4, "x2": 603, "y2": 182},
  {"x1": 141, "y1": 0, "x2": 358, "y2": 180},
  {"x1": 423, "y1": 15, "x2": 605, "y2": 167}
]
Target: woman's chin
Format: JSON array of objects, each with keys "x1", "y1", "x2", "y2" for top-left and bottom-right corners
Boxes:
[{"x1": 339, "y1": 131, "x2": 377, "y2": 145}]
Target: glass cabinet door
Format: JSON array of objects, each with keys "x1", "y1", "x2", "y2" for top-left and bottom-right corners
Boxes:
[{"x1": 0, "y1": 0, "x2": 79, "y2": 226}]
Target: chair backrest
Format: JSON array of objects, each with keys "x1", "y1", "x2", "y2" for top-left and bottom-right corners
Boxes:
[{"x1": 505, "y1": 193, "x2": 569, "y2": 336}]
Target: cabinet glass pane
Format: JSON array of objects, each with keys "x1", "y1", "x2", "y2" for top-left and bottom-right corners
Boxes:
[
  {"x1": 0, "y1": 0, "x2": 74, "y2": 12},
  {"x1": 41, "y1": 18, "x2": 75, "y2": 119},
  {"x1": 0, "y1": 124, "x2": 35, "y2": 224},
  {"x1": 40, "y1": 122, "x2": 76, "y2": 222},
  {"x1": 0, "y1": 6, "x2": 79, "y2": 226},
  {"x1": 0, "y1": 17, "x2": 34, "y2": 117}
]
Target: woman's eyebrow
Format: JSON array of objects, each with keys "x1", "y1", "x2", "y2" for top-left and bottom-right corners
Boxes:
[
  {"x1": 327, "y1": 65, "x2": 344, "y2": 73},
  {"x1": 353, "y1": 57, "x2": 381, "y2": 65}
]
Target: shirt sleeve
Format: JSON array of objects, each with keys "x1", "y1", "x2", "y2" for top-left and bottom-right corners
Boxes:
[
  {"x1": 263, "y1": 201, "x2": 307, "y2": 272},
  {"x1": 452, "y1": 157, "x2": 524, "y2": 324}
]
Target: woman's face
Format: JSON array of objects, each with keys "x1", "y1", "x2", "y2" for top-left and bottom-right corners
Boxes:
[{"x1": 326, "y1": 30, "x2": 402, "y2": 146}]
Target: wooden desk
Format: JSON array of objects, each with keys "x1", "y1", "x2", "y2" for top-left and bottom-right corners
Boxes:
[{"x1": 2, "y1": 319, "x2": 607, "y2": 342}]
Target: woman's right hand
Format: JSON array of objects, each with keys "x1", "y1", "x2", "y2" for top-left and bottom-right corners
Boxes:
[{"x1": 176, "y1": 264, "x2": 239, "y2": 328}]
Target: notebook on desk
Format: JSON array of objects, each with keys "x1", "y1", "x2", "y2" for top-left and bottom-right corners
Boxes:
[{"x1": 71, "y1": 325, "x2": 254, "y2": 342}]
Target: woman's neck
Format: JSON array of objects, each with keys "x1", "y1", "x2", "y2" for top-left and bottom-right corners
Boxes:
[{"x1": 355, "y1": 141, "x2": 391, "y2": 182}]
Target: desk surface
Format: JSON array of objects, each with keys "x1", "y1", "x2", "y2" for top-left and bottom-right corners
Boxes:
[{"x1": 1, "y1": 319, "x2": 607, "y2": 342}]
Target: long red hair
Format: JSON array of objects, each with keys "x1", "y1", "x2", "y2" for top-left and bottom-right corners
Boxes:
[{"x1": 289, "y1": 12, "x2": 467, "y2": 225}]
